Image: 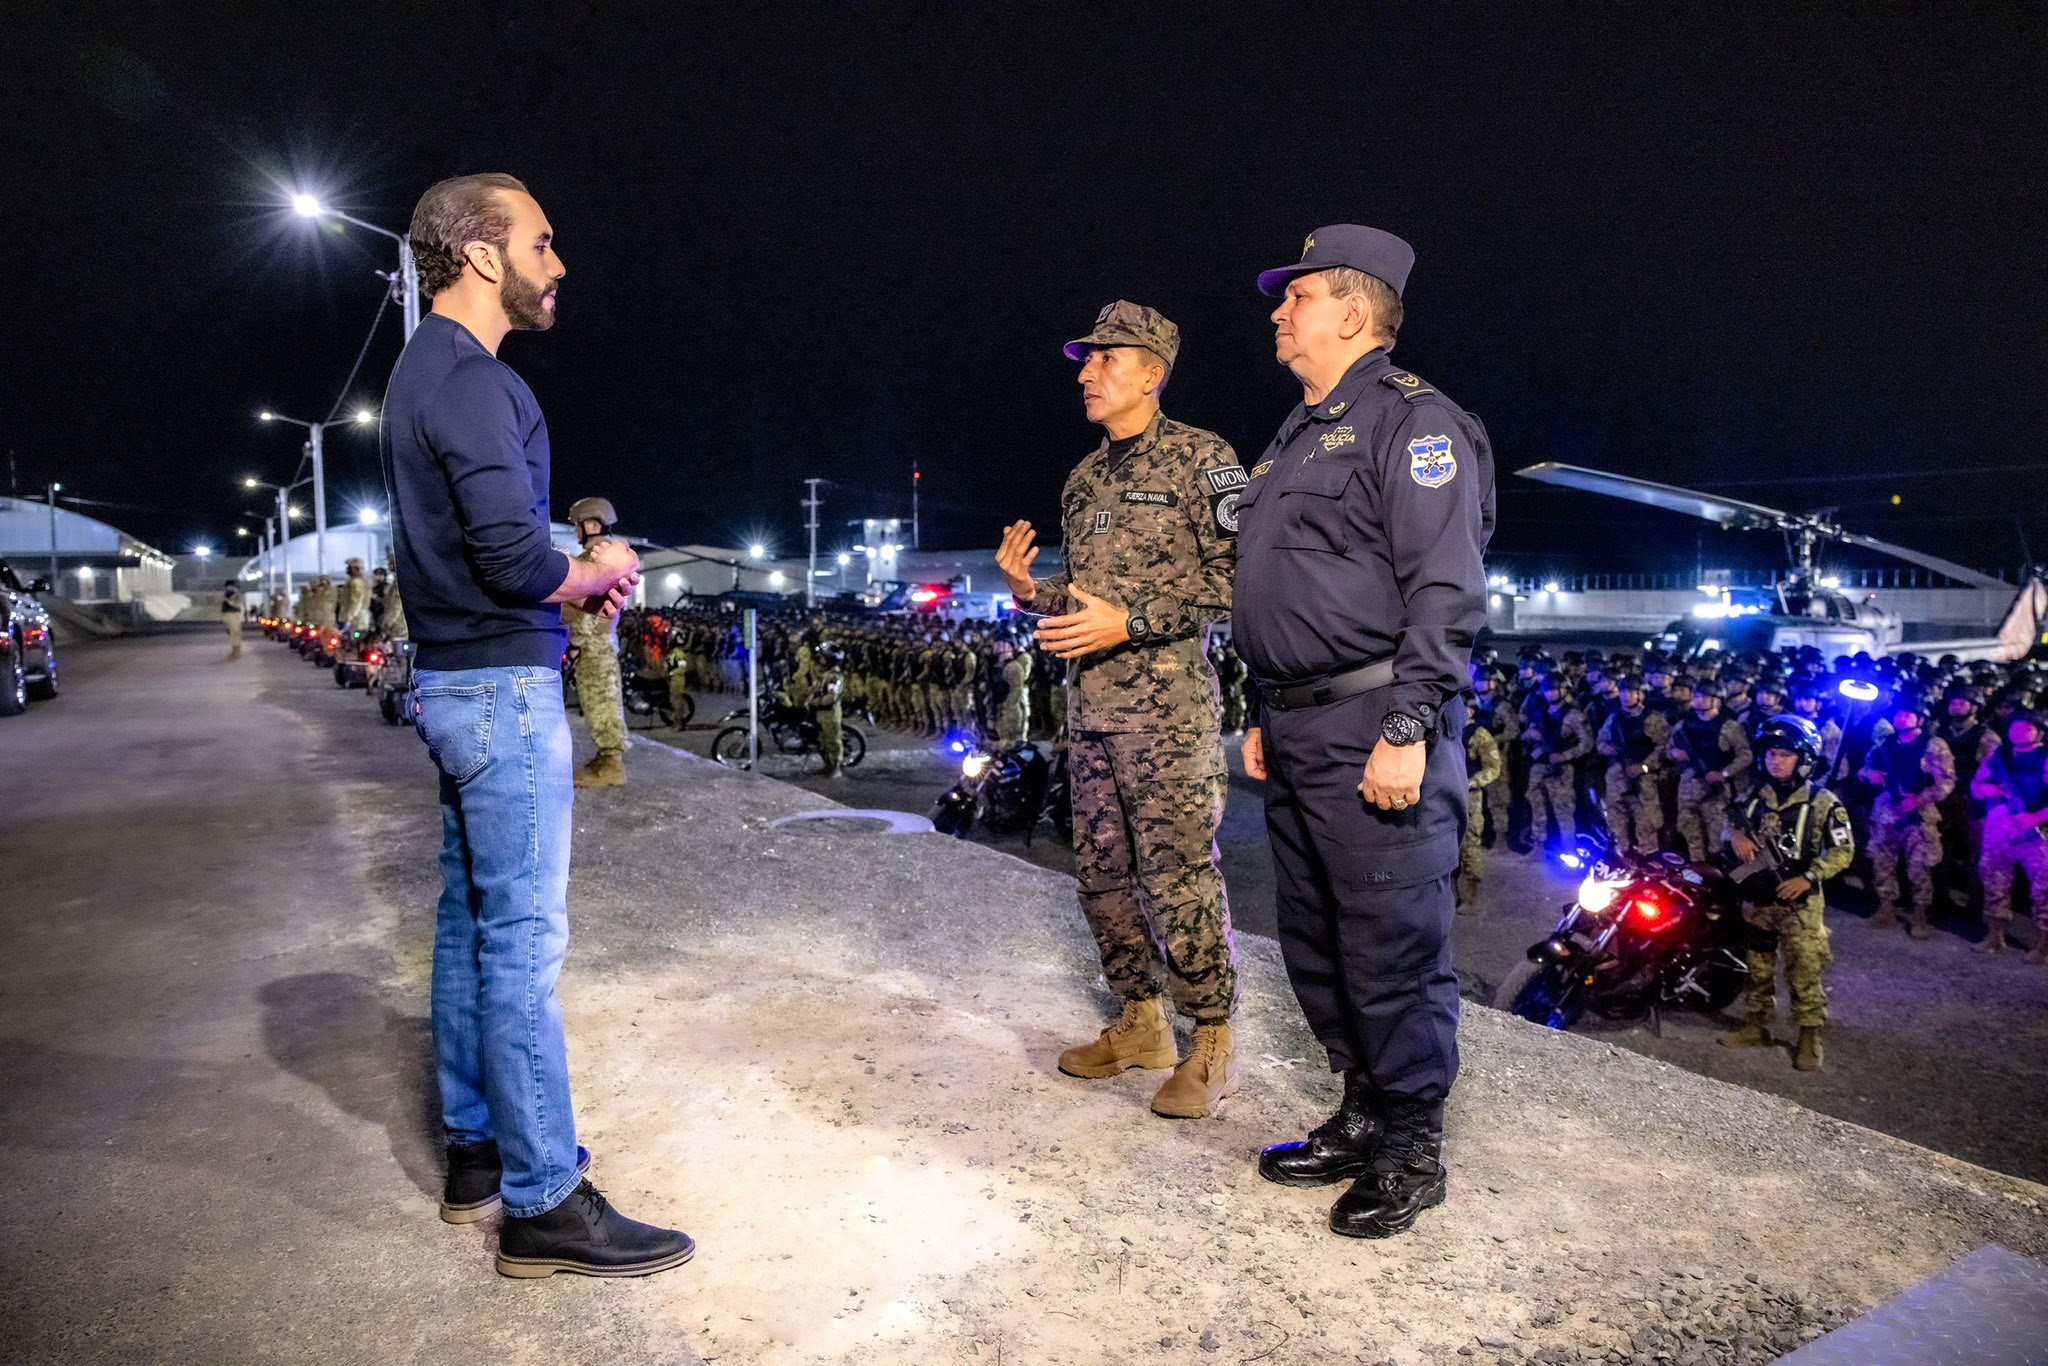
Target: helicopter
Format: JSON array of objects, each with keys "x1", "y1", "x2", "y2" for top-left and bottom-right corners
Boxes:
[{"x1": 1515, "y1": 462, "x2": 2048, "y2": 663}]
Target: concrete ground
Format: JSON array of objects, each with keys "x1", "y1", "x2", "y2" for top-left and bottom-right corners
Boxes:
[
  {"x1": 2, "y1": 635, "x2": 2045, "y2": 1366},
  {"x1": 644, "y1": 693, "x2": 2048, "y2": 1186}
]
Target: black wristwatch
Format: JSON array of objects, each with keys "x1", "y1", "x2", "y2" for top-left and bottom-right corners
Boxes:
[
  {"x1": 1126, "y1": 610, "x2": 1151, "y2": 642},
  {"x1": 1381, "y1": 711, "x2": 1427, "y2": 746}
]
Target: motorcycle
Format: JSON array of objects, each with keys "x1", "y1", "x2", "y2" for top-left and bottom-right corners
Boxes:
[
  {"x1": 330, "y1": 627, "x2": 382, "y2": 689},
  {"x1": 369, "y1": 638, "x2": 416, "y2": 726},
  {"x1": 932, "y1": 739, "x2": 1073, "y2": 846},
  {"x1": 622, "y1": 666, "x2": 695, "y2": 729},
  {"x1": 1493, "y1": 834, "x2": 1754, "y2": 1030},
  {"x1": 710, "y1": 699, "x2": 865, "y2": 771}
]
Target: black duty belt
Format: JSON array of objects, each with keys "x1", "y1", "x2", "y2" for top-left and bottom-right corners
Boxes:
[{"x1": 1257, "y1": 659, "x2": 1396, "y2": 712}]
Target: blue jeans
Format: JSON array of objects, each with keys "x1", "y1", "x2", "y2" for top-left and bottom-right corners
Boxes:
[{"x1": 413, "y1": 666, "x2": 581, "y2": 1218}]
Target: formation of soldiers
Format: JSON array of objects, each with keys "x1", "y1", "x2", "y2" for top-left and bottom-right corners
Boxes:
[{"x1": 1453, "y1": 643, "x2": 2048, "y2": 961}]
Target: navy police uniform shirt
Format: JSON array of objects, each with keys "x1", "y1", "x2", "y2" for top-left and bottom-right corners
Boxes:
[{"x1": 1231, "y1": 348, "x2": 1495, "y2": 727}]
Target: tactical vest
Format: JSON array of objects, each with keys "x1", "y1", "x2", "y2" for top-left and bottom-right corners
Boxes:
[
  {"x1": 1676, "y1": 713, "x2": 1732, "y2": 774},
  {"x1": 1740, "y1": 784, "x2": 1821, "y2": 867},
  {"x1": 1990, "y1": 746, "x2": 2048, "y2": 815},
  {"x1": 1536, "y1": 706, "x2": 1572, "y2": 751},
  {"x1": 1943, "y1": 721, "x2": 1990, "y2": 779},
  {"x1": 1882, "y1": 732, "x2": 1935, "y2": 798},
  {"x1": 1611, "y1": 708, "x2": 1657, "y2": 764}
]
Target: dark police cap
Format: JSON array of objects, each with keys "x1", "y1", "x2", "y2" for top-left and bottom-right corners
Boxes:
[
  {"x1": 1063, "y1": 300, "x2": 1180, "y2": 368},
  {"x1": 1258, "y1": 224, "x2": 1416, "y2": 298}
]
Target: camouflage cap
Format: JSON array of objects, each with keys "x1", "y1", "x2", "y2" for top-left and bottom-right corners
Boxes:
[{"x1": 1063, "y1": 300, "x2": 1180, "y2": 369}]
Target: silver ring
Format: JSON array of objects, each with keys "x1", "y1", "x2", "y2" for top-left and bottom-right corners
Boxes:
[{"x1": 1393, "y1": 797, "x2": 1408, "y2": 808}]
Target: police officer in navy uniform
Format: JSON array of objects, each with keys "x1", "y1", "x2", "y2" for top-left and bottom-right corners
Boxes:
[{"x1": 1235, "y1": 225, "x2": 1495, "y2": 1239}]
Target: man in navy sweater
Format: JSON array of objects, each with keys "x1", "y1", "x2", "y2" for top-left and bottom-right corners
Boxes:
[{"x1": 382, "y1": 172, "x2": 693, "y2": 1279}]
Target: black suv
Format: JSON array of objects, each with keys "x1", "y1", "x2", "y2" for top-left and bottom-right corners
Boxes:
[{"x1": 0, "y1": 558, "x2": 59, "y2": 716}]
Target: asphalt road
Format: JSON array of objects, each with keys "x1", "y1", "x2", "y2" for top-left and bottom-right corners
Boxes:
[{"x1": 638, "y1": 688, "x2": 2048, "y2": 1183}]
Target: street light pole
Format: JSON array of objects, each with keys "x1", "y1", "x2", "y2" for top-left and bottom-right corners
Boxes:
[
  {"x1": 803, "y1": 478, "x2": 822, "y2": 609},
  {"x1": 258, "y1": 409, "x2": 372, "y2": 578},
  {"x1": 46, "y1": 482, "x2": 60, "y2": 589},
  {"x1": 292, "y1": 195, "x2": 419, "y2": 341}
]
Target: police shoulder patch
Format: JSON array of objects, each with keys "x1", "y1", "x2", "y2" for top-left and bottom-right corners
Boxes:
[
  {"x1": 1382, "y1": 371, "x2": 1437, "y2": 402},
  {"x1": 1407, "y1": 434, "x2": 1457, "y2": 489}
]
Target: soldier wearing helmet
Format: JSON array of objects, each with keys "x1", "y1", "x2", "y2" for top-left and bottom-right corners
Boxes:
[
  {"x1": 1719, "y1": 714, "x2": 1855, "y2": 1071},
  {"x1": 565, "y1": 496, "x2": 630, "y2": 789},
  {"x1": 1858, "y1": 688, "x2": 1956, "y2": 938}
]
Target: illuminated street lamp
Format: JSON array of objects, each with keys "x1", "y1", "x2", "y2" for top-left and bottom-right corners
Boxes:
[
  {"x1": 243, "y1": 472, "x2": 314, "y2": 602},
  {"x1": 257, "y1": 407, "x2": 376, "y2": 579},
  {"x1": 748, "y1": 543, "x2": 766, "y2": 560},
  {"x1": 192, "y1": 544, "x2": 213, "y2": 559},
  {"x1": 288, "y1": 193, "x2": 421, "y2": 338}
]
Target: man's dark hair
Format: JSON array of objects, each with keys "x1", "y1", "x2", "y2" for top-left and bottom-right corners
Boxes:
[
  {"x1": 1323, "y1": 265, "x2": 1404, "y2": 346},
  {"x1": 410, "y1": 173, "x2": 530, "y2": 299}
]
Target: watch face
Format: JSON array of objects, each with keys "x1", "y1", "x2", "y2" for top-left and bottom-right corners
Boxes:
[{"x1": 1128, "y1": 614, "x2": 1149, "y2": 638}]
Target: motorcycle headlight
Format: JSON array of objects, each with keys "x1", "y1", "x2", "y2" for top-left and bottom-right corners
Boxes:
[
  {"x1": 1576, "y1": 875, "x2": 1628, "y2": 914},
  {"x1": 962, "y1": 754, "x2": 991, "y2": 779}
]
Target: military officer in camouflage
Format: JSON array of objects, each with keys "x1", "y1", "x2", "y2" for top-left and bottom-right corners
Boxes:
[
  {"x1": 1859, "y1": 690, "x2": 1955, "y2": 939},
  {"x1": 564, "y1": 496, "x2": 629, "y2": 789},
  {"x1": 997, "y1": 300, "x2": 1242, "y2": 1120},
  {"x1": 1598, "y1": 676, "x2": 1669, "y2": 857},
  {"x1": 1457, "y1": 697, "x2": 1502, "y2": 914},
  {"x1": 1718, "y1": 715, "x2": 1855, "y2": 1072}
]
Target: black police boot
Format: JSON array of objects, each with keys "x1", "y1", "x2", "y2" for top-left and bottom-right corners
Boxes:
[
  {"x1": 439, "y1": 1140, "x2": 591, "y2": 1224},
  {"x1": 1258, "y1": 1070, "x2": 1381, "y2": 1187},
  {"x1": 496, "y1": 1179, "x2": 696, "y2": 1279},
  {"x1": 1328, "y1": 1098, "x2": 1446, "y2": 1239}
]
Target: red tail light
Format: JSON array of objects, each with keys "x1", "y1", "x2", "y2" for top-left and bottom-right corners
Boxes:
[
  {"x1": 1630, "y1": 896, "x2": 1671, "y2": 928},
  {"x1": 367, "y1": 651, "x2": 383, "y2": 665}
]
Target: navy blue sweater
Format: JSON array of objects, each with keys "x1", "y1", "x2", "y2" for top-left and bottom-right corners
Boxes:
[{"x1": 380, "y1": 314, "x2": 570, "y2": 670}]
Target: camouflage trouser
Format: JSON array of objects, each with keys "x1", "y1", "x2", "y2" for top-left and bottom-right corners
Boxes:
[
  {"x1": 1868, "y1": 795, "x2": 1941, "y2": 915},
  {"x1": 996, "y1": 700, "x2": 1029, "y2": 746},
  {"x1": 570, "y1": 613, "x2": 627, "y2": 757},
  {"x1": 1674, "y1": 774, "x2": 1731, "y2": 861},
  {"x1": 1458, "y1": 787, "x2": 1488, "y2": 901},
  {"x1": 917, "y1": 684, "x2": 941, "y2": 733},
  {"x1": 815, "y1": 701, "x2": 843, "y2": 776},
  {"x1": 1979, "y1": 811, "x2": 2048, "y2": 928},
  {"x1": 668, "y1": 667, "x2": 691, "y2": 731},
  {"x1": 1528, "y1": 764, "x2": 1577, "y2": 846},
  {"x1": 1069, "y1": 728, "x2": 1237, "y2": 1022},
  {"x1": 952, "y1": 685, "x2": 976, "y2": 735},
  {"x1": 1743, "y1": 899, "x2": 1832, "y2": 1028},
  {"x1": 1603, "y1": 769, "x2": 1663, "y2": 856},
  {"x1": 1483, "y1": 776, "x2": 1510, "y2": 847}
]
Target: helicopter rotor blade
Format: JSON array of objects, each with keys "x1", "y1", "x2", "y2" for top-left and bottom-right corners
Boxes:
[
  {"x1": 1515, "y1": 463, "x2": 1790, "y2": 530},
  {"x1": 1517, "y1": 462, "x2": 2012, "y2": 590}
]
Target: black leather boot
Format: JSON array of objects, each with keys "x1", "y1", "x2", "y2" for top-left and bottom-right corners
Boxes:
[
  {"x1": 1329, "y1": 1098, "x2": 1447, "y2": 1238},
  {"x1": 496, "y1": 1179, "x2": 696, "y2": 1278},
  {"x1": 1258, "y1": 1070, "x2": 1382, "y2": 1187},
  {"x1": 440, "y1": 1141, "x2": 591, "y2": 1224}
]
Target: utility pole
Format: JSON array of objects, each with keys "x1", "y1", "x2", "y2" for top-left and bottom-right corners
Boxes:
[
  {"x1": 802, "y1": 477, "x2": 823, "y2": 608},
  {"x1": 277, "y1": 486, "x2": 295, "y2": 605},
  {"x1": 912, "y1": 462, "x2": 921, "y2": 550},
  {"x1": 47, "y1": 482, "x2": 61, "y2": 589}
]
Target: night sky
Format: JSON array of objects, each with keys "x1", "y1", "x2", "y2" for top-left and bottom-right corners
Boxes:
[{"x1": 9, "y1": 4, "x2": 2045, "y2": 578}]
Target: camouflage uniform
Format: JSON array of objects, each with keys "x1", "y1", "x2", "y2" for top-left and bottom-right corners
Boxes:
[
  {"x1": 1976, "y1": 743, "x2": 2048, "y2": 935},
  {"x1": 1523, "y1": 700, "x2": 1592, "y2": 848},
  {"x1": 1864, "y1": 729, "x2": 1955, "y2": 927},
  {"x1": 1030, "y1": 405, "x2": 1240, "y2": 1023},
  {"x1": 1457, "y1": 722, "x2": 1502, "y2": 910},
  {"x1": 1730, "y1": 781, "x2": 1855, "y2": 1028},
  {"x1": 381, "y1": 578, "x2": 407, "y2": 639},
  {"x1": 308, "y1": 577, "x2": 337, "y2": 630},
  {"x1": 338, "y1": 560, "x2": 372, "y2": 631},
  {"x1": 1598, "y1": 704, "x2": 1670, "y2": 856},
  {"x1": 565, "y1": 602, "x2": 627, "y2": 758},
  {"x1": 810, "y1": 662, "x2": 845, "y2": 776},
  {"x1": 1669, "y1": 709, "x2": 1751, "y2": 861},
  {"x1": 997, "y1": 652, "x2": 1031, "y2": 746}
]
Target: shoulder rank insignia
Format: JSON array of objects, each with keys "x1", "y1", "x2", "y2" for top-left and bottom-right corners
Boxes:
[{"x1": 1382, "y1": 371, "x2": 1436, "y2": 402}]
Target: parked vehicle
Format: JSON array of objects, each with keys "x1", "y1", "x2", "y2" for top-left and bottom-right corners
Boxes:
[
  {"x1": 0, "y1": 558, "x2": 58, "y2": 717},
  {"x1": 710, "y1": 700, "x2": 865, "y2": 771},
  {"x1": 932, "y1": 739, "x2": 1072, "y2": 845}
]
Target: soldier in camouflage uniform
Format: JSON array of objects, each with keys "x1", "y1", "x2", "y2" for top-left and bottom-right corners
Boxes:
[
  {"x1": 1522, "y1": 674, "x2": 1592, "y2": 855},
  {"x1": 1859, "y1": 690, "x2": 1955, "y2": 938},
  {"x1": 810, "y1": 640, "x2": 846, "y2": 777},
  {"x1": 1598, "y1": 676, "x2": 1669, "y2": 856},
  {"x1": 1668, "y1": 680, "x2": 1750, "y2": 861},
  {"x1": 995, "y1": 641, "x2": 1032, "y2": 745},
  {"x1": 1971, "y1": 709, "x2": 2048, "y2": 960},
  {"x1": 998, "y1": 300, "x2": 1242, "y2": 1119},
  {"x1": 564, "y1": 497, "x2": 629, "y2": 789},
  {"x1": 1471, "y1": 666, "x2": 1515, "y2": 849},
  {"x1": 1718, "y1": 716, "x2": 1855, "y2": 1072},
  {"x1": 1457, "y1": 709, "x2": 1502, "y2": 913}
]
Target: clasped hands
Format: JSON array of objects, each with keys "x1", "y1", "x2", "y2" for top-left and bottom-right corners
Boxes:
[{"x1": 580, "y1": 538, "x2": 641, "y2": 620}]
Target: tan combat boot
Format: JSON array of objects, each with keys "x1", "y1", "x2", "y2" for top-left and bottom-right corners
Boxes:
[
  {"x1": 1792, "y1": 1026, "x2": 1824, "y2": 1072},
  {"x1": 1977, "y1": 920, "x2": 2009, "y2": 955},
  {"x1": 1151, "y1": 1022, "x2": 1243, "y2": 1119},
  {"x1": 1869, "y1": 902, "x2": 1899, "y2": 930},
  {"x1": 1908, "y1": 907, "x2": 1933, "y2": 941},
  {"x1": 574, "y1": 751, "x2": 626, "y2": 789},
  {"x1": 1718, "y1": 1016, "x2": 1773, "y2": 1048},
  {"x1": 1057, "y1": 997, "x2": 1176, "y2": 1079}
]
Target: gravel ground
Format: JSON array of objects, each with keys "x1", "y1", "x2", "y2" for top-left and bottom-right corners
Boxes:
[{"x1": 644, "y1": 697, "x2": 2048, "y2": 1187}]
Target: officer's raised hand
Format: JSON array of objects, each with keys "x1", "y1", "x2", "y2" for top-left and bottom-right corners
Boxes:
[
  {"x1": 996, "y1": 520, "x2": 1040, "y2": 603},
  {"x1": 1035, "y1": 585, "x2": 1130, "y2": 659},
  {"x1": 1359, "y1": 738, "x2": 1424, "y2": 812}
]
